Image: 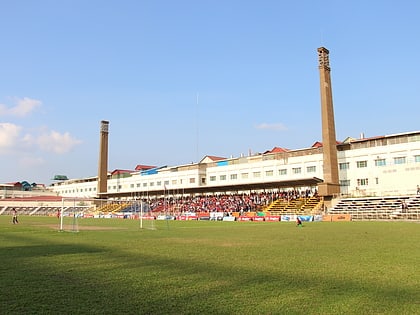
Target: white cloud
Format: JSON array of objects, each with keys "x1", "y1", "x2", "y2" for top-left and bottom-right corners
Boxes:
[
  {"x1": 0, "y1": 97, "x2": 41, "y2": 117},
  {"x1": 0, "y1": 123, "x2": 82, "y2": 156},
  {"x1": 0, "y1": 123, "x2": 22, "y2": 152},
  {"x1": 37, "y1": 130, "x2": 82, "y2": 154},
  {"x1": 0, "y1": 97, "x2": 82, "y2": 156},
  {"x1": 255, "y1": 123, "x2": 287, "y2": 131}
]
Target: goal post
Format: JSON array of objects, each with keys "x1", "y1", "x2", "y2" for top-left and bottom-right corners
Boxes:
[
  {"x1": 139, "y1": 200, "x2": 156, "y2": 230},
  {"x1": 58, "y1": 197, "x2": 108, "y2": 232},
  {"x1": 57, "y1": 197, "x2": 159, "y2": 231}
]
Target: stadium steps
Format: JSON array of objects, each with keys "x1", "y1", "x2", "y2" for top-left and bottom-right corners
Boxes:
[
  {"x1": 0, "y1": 206, "x2": 7, "y2": 215},
  {"x1": 329, "y1": 196, "x2": 420, "y2": 220},
  {"x1": 265, "y1": 197, "x2": 322, "y2": 215},
  {"x1": 29, "y1": 207, "x2": 41, "y2": 215}
]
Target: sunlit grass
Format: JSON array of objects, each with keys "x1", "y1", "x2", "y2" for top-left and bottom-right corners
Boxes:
[{"x1": 0, "y1": 216, "x2": 419, "y2": 314}]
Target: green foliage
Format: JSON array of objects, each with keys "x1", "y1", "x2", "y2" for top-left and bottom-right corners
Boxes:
[{"x1": 0, "y1": 217, "x2": 419, "y2": 314}]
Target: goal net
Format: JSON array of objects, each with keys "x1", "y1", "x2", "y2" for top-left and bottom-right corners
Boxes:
[
  {"x1": 60, "y1": 212, "x2": 80, "y2": 232},
  {"x1": 58, "y1": 197, "x2": 159, "y2": 231},
  {"x1": 58, "y1": 197, "x2": 97, "y2": 232},
  {"x1": 138, "y1": 200, "x2": 156, "y2": 230}
]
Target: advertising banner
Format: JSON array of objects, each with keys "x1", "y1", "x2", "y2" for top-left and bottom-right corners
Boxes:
[
  {"x1": 265, "y1": 216, "x2": 280, "y2": 222},
  {"x1": 322, "y1": 214, "x2": 351, "y2": 222},
  {"x1": 223, "y1": 216, "x2": 236, "y2": 221}
]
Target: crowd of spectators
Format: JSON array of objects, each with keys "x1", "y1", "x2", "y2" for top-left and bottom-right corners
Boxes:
[{"x1": 146, "y1": 189, "x2": 318, "y2": 215}]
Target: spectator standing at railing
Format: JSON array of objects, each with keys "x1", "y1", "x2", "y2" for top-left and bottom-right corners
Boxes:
[{"x1": 417, "y1": 185, "x2": 420, "y2": 195}]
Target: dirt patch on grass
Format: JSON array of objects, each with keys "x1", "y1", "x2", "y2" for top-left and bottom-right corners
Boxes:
[{"x1": 40, "y1": 224, "x2": 125, "y2": 231}]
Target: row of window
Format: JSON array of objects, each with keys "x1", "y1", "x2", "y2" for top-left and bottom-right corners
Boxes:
[
  {"x1": 61, "y1": 154, "x2": 420, "y2": 193},
  {"x1": 340, "y1": 178, "x2": 380, "y2": 187},
  {"x1": 339, "y1": 155, "x2": 420, "y2": 170},
  {"x1": 61, "y1": 166, "x2": 319, "y2": 193},
  {"x1": 209, "y1": 166, "x2": 317, "y2": 182}
]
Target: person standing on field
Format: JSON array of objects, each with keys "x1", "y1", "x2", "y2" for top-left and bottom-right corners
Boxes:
[
  {"x1": 12, "y1": 208, "x2": 19, "y2": 224},
  {"x1": 296, "y1": 216, "x2": 302, "y2": 227}
]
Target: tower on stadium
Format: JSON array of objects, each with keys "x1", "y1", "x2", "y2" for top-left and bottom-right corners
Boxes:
[
  {"x1": 97, "y1": 120, "x2": 109, "y2": 198},
  {"x1": 316, "y1": 47, "x2": 340, "y2": 202}
]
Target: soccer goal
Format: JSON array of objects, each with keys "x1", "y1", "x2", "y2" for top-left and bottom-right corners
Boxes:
[
  {"x1": 60, "y1": 212, "x2": 80, "y2": 232},
  {"x1": 138, "y1": 200, "x2": 156, "y2": 230},
  {"x1": 58, "y1": 197, "x2": 103, "y2": 232}
]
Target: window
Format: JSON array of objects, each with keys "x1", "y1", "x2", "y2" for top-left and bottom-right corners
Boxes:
[
  {"x1": 357, "y1": 161, "x2": 367, "y2": 168},
  {"x1": 279, "y1": 169, "x2": 287, "y2": 175},
  {"x1": 253, "y1": 172, "x2": 261, "y2": 178},
  {"x1": 157, "y1": 181, "x2": 161, "y2": 187},
  {"x1": 220, "y1": 175, "x2": 226, "y2": 181},
  {"x1": 339, "y1": 162, "x2": 349, "y2": 170},
  {"x1": 415, "y1": 155, "x2": 420, "y2": 163},
  {"x1": 164, "y1": 180, "x2": 169, "y2": 186},
  {"x1": 292, "y1": 167, "x2": 301, "y2": 174},
  {"x1": 340, "y1": 180, "x2": 350, "y2": 186},
  {"x1": 375, "y1": 159, "x2": 386, "y2": 167},
  {"x1": 189, "y1": 178, "x2": 195, "y2": 184},
  {"x1": 210, "y1": 176, "x2": 216, "y2": 182},
  {"x1": 137, "y1": 183, "x2": 141, "y2": 187},
  {"x1": 265, "y1": 170, "x2": 273, "y2": 177},
  {"x1": 230, "y1": 174, "x2": 237, "y2": 180},
  {"x1": 394, "y1": 157, "x2": 406, "y2": 165},
  {"x1": 130, "y1": 184, "x2": 134, "y2": 188},
  {"x1": 241, "y1": 173, "x2": 248, "y2": 179},
  {"x1": 357, "y1": 178, "x2": 369, "y2": 186},
  {"x1": 150, "y1": 182, "x2": 154, "y2": 187},
  {"x1": 306, "y1": 166, "x2": 316, "y2": 173},
  {"x1": 142, "y1": 183, "x2": 147, "y2": 187}
]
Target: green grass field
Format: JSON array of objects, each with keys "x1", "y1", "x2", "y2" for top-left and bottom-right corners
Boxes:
[{"x1": 0, "y1": 216, "x2": 419, "y2": 314}]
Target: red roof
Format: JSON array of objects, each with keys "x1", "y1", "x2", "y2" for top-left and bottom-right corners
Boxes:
[
  {"x1": 264, "y1": 147, "x2": 289, "y2": 154},
  {"x1": 135, "y1": 165, "x2": 157, "y2": 171},
  {"x1": 111, "y1": 169, "x2": 134, "y2": 175},
  {"x1": 205, "y1": 155, "x2": 226, "y2": 161},
  {"x1": 311, "y1": 141, "x2": 342, "y2": 148}
]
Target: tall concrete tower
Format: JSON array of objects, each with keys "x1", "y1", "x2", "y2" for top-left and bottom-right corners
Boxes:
[
  {"x1": 317, "y1": 47, "x2": 340, "y2": 199},
  {"x1": 97, "y1": 120, "x2": 109, "y2": 198}
]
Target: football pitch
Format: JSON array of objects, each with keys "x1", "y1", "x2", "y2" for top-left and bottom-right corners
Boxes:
[{"x1": 0, "y1": 216, "x2": 419, "y2": 314}]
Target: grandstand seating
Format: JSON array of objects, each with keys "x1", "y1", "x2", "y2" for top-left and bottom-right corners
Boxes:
[
  {"x1": 0, "y1": 205, "x2": 95, "y2": 217},
  {"x1": 1, "y1": 193, "x2": 419, "y2": 221},
  {"x1": 265, "y1": 197, "x2": 322, "y2": 215},
  {"x1": 96, "y1": 203, "x2": 130, "y2": 213},
  {"x1": 329, "y1": 195, "x2": 420, "y2": 220}
]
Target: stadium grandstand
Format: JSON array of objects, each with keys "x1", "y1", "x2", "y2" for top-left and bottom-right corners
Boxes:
[
  {"x1": 1, "y1": 47, "x2": 420, "y2": 221},
  {"x1": 1, "y1": 130, "x2": 419, "y2": 221}
]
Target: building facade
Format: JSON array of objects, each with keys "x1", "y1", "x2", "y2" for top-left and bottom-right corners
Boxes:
[{"x1": 50, "y1": 130, "x2": 420, "y2": 200}]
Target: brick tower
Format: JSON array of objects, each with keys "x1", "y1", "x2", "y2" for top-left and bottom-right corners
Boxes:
[
  {"x1": 317, "y1": 47, "x2": 340, "y2": 199},
  {"x1": 97, "y1": 120, "x2": 109, "y2": 198}
]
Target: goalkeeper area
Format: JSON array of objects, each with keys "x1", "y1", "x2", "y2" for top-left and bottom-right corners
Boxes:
[{"x1": 58, "y1": 197, "x2": 157, "y2": 231}]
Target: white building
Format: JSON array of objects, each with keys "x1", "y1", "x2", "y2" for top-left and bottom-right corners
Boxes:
[{"x1": 50, "y1": 130, "x2": 420, "y2": 200}]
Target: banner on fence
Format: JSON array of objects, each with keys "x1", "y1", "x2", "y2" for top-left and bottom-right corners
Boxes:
[{"x1": 322, "y1": 214, "x2": 351, "y2": 222}]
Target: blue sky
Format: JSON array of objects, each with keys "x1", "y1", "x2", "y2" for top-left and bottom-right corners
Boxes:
[{"x1": 1, "y1": 0, "x2": 419, "y2": 185}]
